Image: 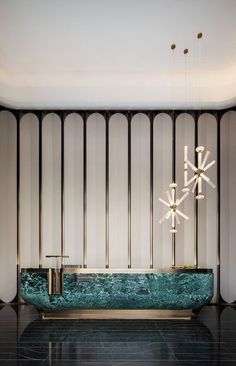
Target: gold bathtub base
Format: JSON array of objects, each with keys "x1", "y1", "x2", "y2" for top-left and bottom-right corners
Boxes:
[{"x1": 41, "y1": 309, "x2": 194, "y2": 320}]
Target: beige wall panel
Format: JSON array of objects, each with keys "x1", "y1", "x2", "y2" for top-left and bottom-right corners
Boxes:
[
  {"x1": 109, "y1": 113, "x2": 128, "y2": 268},
  {"x1": 0, "y1": 111, "x2": 17, "y2": 302},
  {"x1": 153, "y1": 113, "x2": 172, "y2": 268},
  {"x1": 64, "y1": 113, "x2": 83, "y2": 266}
]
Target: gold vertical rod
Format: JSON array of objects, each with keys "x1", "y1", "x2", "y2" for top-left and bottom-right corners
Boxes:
[
  {"x1": 150, "y1": 113, "x2": 154, "y2": 268},
  {"x1": 171, "y1": 112, "x2": 176, "y2": 267},
  {"x1": 194, "y1": 114, "x2": 199, "y2": 268},
  {"x1": 39, "y1": 113, "x2": 43, "y2": 268},
  {"x1": 217, "y1": 112, "x2": 221, "y2": 303},
  {"x1": 128, "y1": 113, "x2": 132, "y2": 268},
  {"x1": 60, "y1": 114, "x2": 65, "y2": 266},
  {"x1": 105, "y1": 112, "x2": 110, "y2": 268},
  {"x1": 16, "y1": 112, "x2": 21, "y2": 303},
  {"x1": 83, "y1": 114, "x2": 87, "y2": 268},
  {"x1": 172, "y1": 233, "x2": 176, "y2": 267}
]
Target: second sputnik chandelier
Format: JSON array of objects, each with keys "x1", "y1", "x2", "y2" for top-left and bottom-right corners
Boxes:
[{"x1": 159, "y1": 33, "x2": 216, "y2": 234}]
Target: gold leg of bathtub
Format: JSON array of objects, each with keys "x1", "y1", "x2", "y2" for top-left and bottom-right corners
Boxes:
[{"x1": 41, "y1": 309, "x2": 194, "y2": 320}]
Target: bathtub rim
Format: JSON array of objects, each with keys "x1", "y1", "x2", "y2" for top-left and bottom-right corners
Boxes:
[{"x1": 21, "y1": 267, "x2": 213, "y2": 274}]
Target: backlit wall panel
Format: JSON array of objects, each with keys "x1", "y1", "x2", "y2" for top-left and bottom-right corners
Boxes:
[
  {"x1": 153, "y1": 113, "x2": 172, "y2": 268},
  {"x1": 198, "y1": 113, "x2": 217, "y2": 302},
  {"x1": 176, "y1": 113, "x2": 195, "y2": 266},
  {"x1": 42, "y1": 113, "x2": 61, "y2": 268},
  {"x1": 87, "y1": 113, "x2": 106, "y2": 268},
  {"x1": 131, "y1": 113, "x2": 150, "y2": 268},
  {"x1": 220, "y1": 111, "x2": 236, "y2": 303},
  {"x1": 109, "y1": 113, "x2": 128, "y2": 268},
  {"x1": 0, "y1": 111, "x2": 17, "y2": 303},
  {"x1": 64, "y1": 113, "x2": 83, "y2": 266},
  {"x1": 20, "y1": 113, "x2": 39, "y2": 268}
]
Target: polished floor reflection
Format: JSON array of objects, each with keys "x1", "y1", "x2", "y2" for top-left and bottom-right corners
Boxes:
[{"x1": 0, "y1": 305, "x2": 236, "y2": 365}]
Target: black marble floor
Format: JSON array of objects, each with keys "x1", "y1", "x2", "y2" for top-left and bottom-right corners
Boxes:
[{"x1": 0, "y1": 305, "x2": 236, "y2": 365}]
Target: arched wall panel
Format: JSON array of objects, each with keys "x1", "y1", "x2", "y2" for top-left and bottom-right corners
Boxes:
[
  {"x1": 64, "y1": 113, "x2": 83, "y2": 266},
  {"x1": 0, "y1": 111, "x2": 17, "y2": 303},
  {"x1": 42, "y1": 113, "x2": 61, "y2": 268},
  {"x1": 131, "y1": 113, "x2": 150, "y2": 268},
  {"x1": 198, "y1": 113, "x2": 217, "y2": 301},
  {"x1": 87, "y1": 113, "x2": 106, "y2": 268},
  {"x1": 176, "y1": 113, "x2": 195, "y2": 266},
  {"x1": 109, "y1": 113, "x2": 128, "y2": 268},
  {"x1": 153, "y1": 113, "x2": 172, "y2": 268},
  {"x1": 20, "y1": 113, "x2": 39, "y2": 268},
  {"x1": 220, "y1": 111, "x2": 236, "y2": 303}
]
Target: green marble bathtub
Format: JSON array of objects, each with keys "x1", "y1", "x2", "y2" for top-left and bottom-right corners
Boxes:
[{"x1": 20, "y1": 269, "x2": 213, "y2": 311}]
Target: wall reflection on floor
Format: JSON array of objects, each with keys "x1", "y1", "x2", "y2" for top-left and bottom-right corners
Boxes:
[{"x1": 0, "y1": 304, "x2": 236, "y2": 365}]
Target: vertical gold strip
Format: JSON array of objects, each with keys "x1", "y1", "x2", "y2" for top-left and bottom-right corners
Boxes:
[
  {"x1": 105, "y1": 113, "x2": 109, "y2": 268},
  {"x1": 61, "y1": 114, "x2": 65, "y2": 266},
  {"x1": 83, "y1": 114, "x2": 87, "y2": 268},
  {"x1": 172, "y1": 112, "x2": 176, "y2": 267},
  {"x1": 217, "y1": 112, "x2": 221, "y2": 303},
  {"x1": 16, "y1": 112, "x2": 21, "y2": 303},
  {"x1": 128, "y1": 113, "x2": 132, "y2": 268},
  {"x1": 39, "y1": 113, "x2": 43, "y2": 268},
  {"x1": 194, "y1": 113, "x2": 199, "y2": 268},
  {"x1": 150, "y1": 113, "x2": 154, "y2": 268}
]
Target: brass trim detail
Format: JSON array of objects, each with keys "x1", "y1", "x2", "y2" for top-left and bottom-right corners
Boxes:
[
  {"x1": 105, "y1": 113, "x2": 110, "y2": 268},
  {"x1": 39, "y1": 114, "x2": 43, "y2": 268},
  {"x1": 194, "y1": 115, "x2": 199, "y2": 268},
  {"x1": 150, "y1": 114, "x2": 154, "y2": 268},
  {"x1": 61, "y1": 115, "x2": 65, "y2": 264},
  {"x1": 42, "y1": 309, "x2": 194, "y2": 320},
  {"x1": 21, "y1": 267, "x2": 213, "y2": 274},
  {"x1": 172, "y1": 114, "x2": 176, "y2": 267},
  {"x1": 16, "y1": 115, "x2": 21, "y2": 302},
  {"x1": 128, "y1": 114, "x2": 132, "y2": 268},
  {"x1": 83, "y1": 115, "x2": 87, "y2": 268}
]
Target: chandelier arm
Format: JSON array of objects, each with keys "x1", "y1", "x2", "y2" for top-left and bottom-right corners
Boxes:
[
  {"x1": 171, "y1": 213, "x2": 175, "y2": 228},
  {"x1": 201, "y1": 150, "x2": 210, "y2": 169},
  {"x1": 186, "y1": 159, "x2": 197, "y2": 172},
  {"x1": 166, "y1": 190, "x2": 173, "y2": 205},
  {"x1": 176, "y1": 209, "x2": 189, "y2": 220},
  {"x1": 184, "y1": 163, "x2": 188, "y2": 187},
  {"x1": 201, "y1": 173, "x2": 210, "y2": 182},
  {"x1": 198, "y1": 150, "x2": 202, "y2": 168},
  {"x1": 176, "y1": 191, "x2": 189, "y2": 205},
  {"x1": 198, "y1": 176, "x2": 202, "y2": 193},
  {"x1": 205, "y1": 179, "x2": 216, "y2": 189},
  {"x1": 185, "y1": 174, "x2": 198, "y2": 187},
  {"x1": 204, "y1": 160, "x2": 216, "y2": 171},
  {"x1": 191, "y1": 178, "x2": 199, "y2": 193},
  {"x1": 158, "y1": 198, "x2": 170, "y2": 208},
  {"x1": 159, "y1": 212, "x2": 169, "y2": 224},
  {"x1": 166, "y1": 210, "x2": 172, "y2": 219}
]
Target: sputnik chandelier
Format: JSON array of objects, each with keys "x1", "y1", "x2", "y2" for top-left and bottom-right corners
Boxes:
[
  {"x1": 182, "y1": 145, "x2": 216, "y2": 199},
  {"x1": 159, "y1": 145, "x2": 216, "y2": 233},
  {"x1": 158, "y1": 33, "x2": 216, "y2": 234},
  {"x1": 159, "y1": 183, "x2": 189, "y2": 233}
]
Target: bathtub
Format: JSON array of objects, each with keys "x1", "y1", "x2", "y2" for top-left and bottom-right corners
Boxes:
[{"x1": 20, "y1": 268, "x2": 213, "y2": 319}]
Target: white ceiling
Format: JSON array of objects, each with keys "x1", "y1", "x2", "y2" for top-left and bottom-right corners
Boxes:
[{"x1": 0, "y1": 0, "x2": 236, "y2": 109}]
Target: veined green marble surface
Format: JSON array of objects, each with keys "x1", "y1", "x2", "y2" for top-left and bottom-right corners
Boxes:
[{"x1": 20, "y1": 272, "x2": 213, "y2": 310}]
